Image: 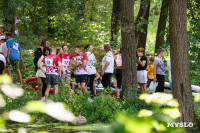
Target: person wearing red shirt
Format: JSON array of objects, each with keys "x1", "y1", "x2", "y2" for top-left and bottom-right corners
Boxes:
[
  {"x1": 60, "y1": 44, "x2": 72, "y2": 87},
  {"x1": 39, "y1": 48, "x2": 66, "y2": 101},
  {"x1": 72, "y1": 45, "x2": 88, "y2": 92}
]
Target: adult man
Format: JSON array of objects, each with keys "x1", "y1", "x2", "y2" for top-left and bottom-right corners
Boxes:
[
  {"x1": 6, "y1": 33, "x2": 23, "y2": 84},
  {"x1": 60, "y1": 44, "x2": 72, "y2": 87},
  {"x1": 39, "y1": 48, "x2": 66, "y2": 101},
  {"x1": 72, "y1": 45, "x2": 88, "y2": 92}
]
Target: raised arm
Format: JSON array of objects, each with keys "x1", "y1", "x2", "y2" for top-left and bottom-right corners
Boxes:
[{"x1": 139, "y1": 60, "x2": 146, "y2": 67}]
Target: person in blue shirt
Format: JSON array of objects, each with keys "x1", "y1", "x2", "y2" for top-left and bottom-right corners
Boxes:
[{"x1": 6, "y1": 33, "x2": 23, "y2": 84}]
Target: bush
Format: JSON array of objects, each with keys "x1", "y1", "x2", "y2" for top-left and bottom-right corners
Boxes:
[
  {"x1": 55, "y1": 88, "x2": 121, "y2": 123},
  {"x1": 194, "y1": 102, "x2": 200, "y2": 126}
]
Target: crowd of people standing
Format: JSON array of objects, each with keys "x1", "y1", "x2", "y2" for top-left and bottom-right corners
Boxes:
[
  {"x1": 34, "y1": 40, "x2": 122, "y2": 101},
  {"x1": 0, "y1": 35, "x2": 170, "y2": 101}
]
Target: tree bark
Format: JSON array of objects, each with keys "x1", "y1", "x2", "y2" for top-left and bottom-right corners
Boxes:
[
  {"x1": 169, "y1": 0, "x2": 196, "y2": 124},
  {"x1": 120, "y1": 0, "x2": 137, "y2": 102},
  {"x1": 137, "y1": 0, "x2": 150, "y2": 50},
  {"x1": 135, "y1": 0, "x2": 150, "y2": 47},
  {"x1": 154, "y1": 0, "x2": 169, "y2": 55},
  {"x1": 110, "y1": 0, "x2": 120, "y2": 48}
]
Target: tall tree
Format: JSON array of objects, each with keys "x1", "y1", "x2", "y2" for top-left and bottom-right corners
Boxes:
[
  {"x1": 137, "y1": 0, "x2": 150, "y2": 50},
  {"x1": 0, "y1": 0, "x2": 16, "y2": 33},
  {"x1": 169, "y1": 0, "x2": 196, "y2": 123},
  {"x1": 47, "y1": 0, "x2": 54, "y2": 36},
  {"x1": 110, "y1": 0, "x2": 120, "y2": 48},
  {"x1": 154, "y1": 0, "x2": 169, "y2": 55},
  {"x1": 134, "y1": 0, "x2": 150, "y2": 49},
  {"x1": 120, "y1": 0, "x2": 137, "y2": 102}
]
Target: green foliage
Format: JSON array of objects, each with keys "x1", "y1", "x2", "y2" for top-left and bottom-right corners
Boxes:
[
  {"x1": 0, "y1": 0, "x2": 112, "y2": 47},
  {"x1": 99, "y1": 93, "x2": 185, "y2": 133},
  {"x1": 187, "y1": 0, "x2": 200, "y2": 63},
  {"x1": 55, "y1": 86, "x2": 121, "y2": 123}
]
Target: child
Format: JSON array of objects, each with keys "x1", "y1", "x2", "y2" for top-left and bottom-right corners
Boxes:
[
  {"x1": 146, "y1": 57, "x2": 154, "y2": 87},
  {"x1": 115, "y1": 48, "x2": 122, "y2": 98}
]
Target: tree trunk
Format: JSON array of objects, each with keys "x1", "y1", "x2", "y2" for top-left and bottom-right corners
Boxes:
[
  {"x1": 135, "y1": 0, "x2": 150, "y2": 48},
  {"x1": 154, "y1": 0, "x2": 169, "y2": 55},
  {"x1": 137, "y1": 0, "x2": 150, "y2": 50},
  {"x1": 120, "y1": 0, "x2": 137, "y2": 102},
  {"x1": 169, "y1": 0, "x2": 196, "y2": 124},
  {"x1": 110, "y1": 0, "x2": 120, "y2": 48},
  {"x1": 47, "y1": 0, "x2": 54, "y2": 36}
]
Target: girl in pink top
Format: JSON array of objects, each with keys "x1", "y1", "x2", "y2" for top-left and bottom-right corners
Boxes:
[{"x1": 114, "y1": 48, "x2": 122, "y2": 98}]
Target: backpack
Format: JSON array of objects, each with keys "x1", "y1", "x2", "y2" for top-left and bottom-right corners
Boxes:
[{"x1": 33, "y1": 48, "x2": 42, "y2": 72}]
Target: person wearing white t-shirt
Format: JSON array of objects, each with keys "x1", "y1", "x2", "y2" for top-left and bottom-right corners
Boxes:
[
  {"x1": 0, "y1": 54, "x2": 6, "y2": 74},
  {"x1": 102, "y1": 44, "x2": 114, "y2": 89},
  {"x1": 0, "y1": 36, "x2": 7, "y2": 58},
  {"x1": 84, "y1": 44, "x2": 97, "y2": 96},
  {"x1": 36, "y1": 47, "x2": 50, "y2": 100}
]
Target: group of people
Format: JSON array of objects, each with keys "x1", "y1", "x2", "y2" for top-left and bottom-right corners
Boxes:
[
  {"x1": 137, "y1": 47, "x2": 171, "y2": 94},
  {"x1": 0, "y1": 33, "x2": 23, "y2": 84},
  {"x1": 34, "y1": 39, "x2": 122, "y2": 101},
  {"x1": 0, "y1": 34, "x2": 170, "y2": 101}
]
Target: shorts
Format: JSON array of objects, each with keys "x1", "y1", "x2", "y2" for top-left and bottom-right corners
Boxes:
[
  {"x1": 60, "y1": 76, "x2": 71, "y2": 82},
  {"x1": 46, "y1": 74, "x2": 60, "y2": 85},
  {"x1": 75, "y1": 74, "x2": 87, "y2": 83},
  {"x1": 60, "y1": 71, "x2": 71, "y2": 82},
  {"x1": 137, "y1": 70, "x2": 147, "y2": 83},
  {"x1": 7, "y1": 59, "x2": 19, "y2": 70}
]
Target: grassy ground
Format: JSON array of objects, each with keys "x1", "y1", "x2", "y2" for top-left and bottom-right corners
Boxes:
[{"x1": 6, "y1": 123, "x2": 104, "y2": 133}]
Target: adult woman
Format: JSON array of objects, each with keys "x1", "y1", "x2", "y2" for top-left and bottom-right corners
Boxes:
[
  {"x1": 36, "y1": 47, "x2": 50, "y2": 100},
  {"x1": 137, "y1": 48, "x2": 148, "y2": 93},
  {"x1": 102, "y1": 44, "x2": 114, "y2": 89},
  {"x1": 34, "y1": 38, "x2": 48, "y2": 92},
  {"x1": 84, "y1": 44, "x2": 97, "y2": 96},
  {"x1": 153, "y1": 48, "x2": 166, "y2": 92},
  {"x1": 34, "y1": 39, "x2": 48, "y2": 71},
  {"x1": 115, "y1": 48, "x2": 122, "y2": 98}
]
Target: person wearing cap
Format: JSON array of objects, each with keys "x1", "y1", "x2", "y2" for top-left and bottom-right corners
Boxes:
[
  {"x1": 0, "y1": 36, "x2": 8, "y2": 58},
  {"x1": 6, "y1": 32, "x2": 23, "y2": 84}
]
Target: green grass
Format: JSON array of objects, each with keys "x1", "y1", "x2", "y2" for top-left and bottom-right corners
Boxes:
[{"x1": 6, "y1": 123, "x2": 108, "y2": 132}]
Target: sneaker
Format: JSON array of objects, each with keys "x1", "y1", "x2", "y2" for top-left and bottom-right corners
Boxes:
[{"x1": 40, "y1": 97, "x2": 45, "y2": 101}]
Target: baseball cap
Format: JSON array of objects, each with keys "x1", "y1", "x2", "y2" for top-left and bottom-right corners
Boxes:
[{"x1": 0, "y1": 36, "x2": 5, "y2": 40}]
